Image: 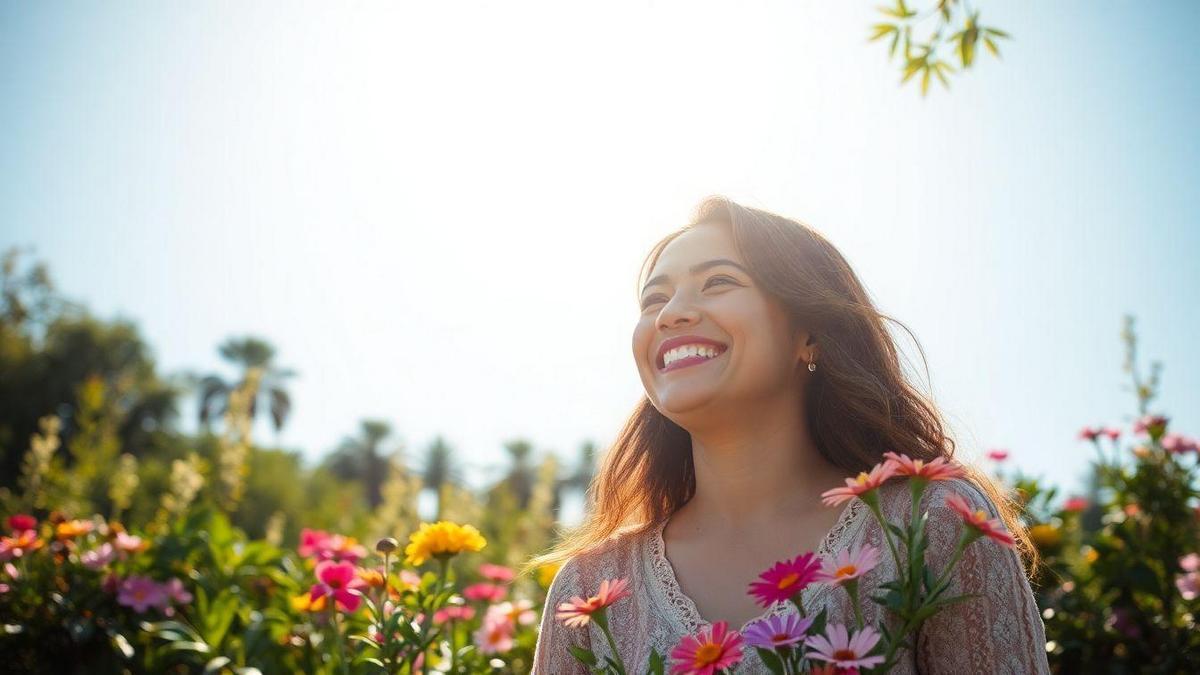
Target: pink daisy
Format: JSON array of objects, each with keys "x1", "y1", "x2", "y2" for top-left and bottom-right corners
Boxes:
[
  {"x1": 670, "y1": 620, "x2": 745, "y2": 675},
  {"x1": 821, "y1": 462, "x2": 899, "y2": 507},
  {"x1": 814, "y1": 544, "x2": 881, "y2": 586},
  {"x1": 741, "y1": 612, "x2": 814, "y2": 650},
  {"x1": 464, "y1": 582, "x2": 507, "y2": 602},
  {"x1": 1132, "y1": 415, "x2": 1169, "y2": 437},
  {"x1": 1102, "y1": 426, "x2": 1122, "y2": 441},
  {"x1": 882, "y1": 452, "x2": 965, "y2": 482},
  {"x1": 985, "y1": 448, "x2": 1009, "y2": 462},
  {"x1": 310, "y1": 560, "x2": 368, "y2": 612},
  {"x1": 747, "y1": 552, "x2": 822, "y2": 607},
  {"x1": 804, "y1": 623, "x2": 884, "y2": 670},
  {"x1": 1078, "y1": 426, "x2": 1101, "y2": 442},
  {"x1": 555, "y1": 577, "x2": 632, "y2": 628},
  {"x1": 479, "y1": 562, "x2": 515, "y2": 583},
  {"x1": 944, "y1": 493, "x2": 1015, "y2": 548}
]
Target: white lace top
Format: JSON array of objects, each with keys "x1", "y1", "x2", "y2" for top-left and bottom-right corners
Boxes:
[{"x1": 531, "y1": 477, "x2": 1051, "y2": 674}]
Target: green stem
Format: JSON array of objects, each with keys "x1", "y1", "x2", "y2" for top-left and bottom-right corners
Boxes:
[
  {"x1": 846, "y1": 578, "x2": 864, "y2": 631},
  {"x1": 864, "y1": 497, "x2": 904, "y2": 578},
  {"x1": 594, "y1": 611, "x2": 627, "y2": 675},
  {"x1": 333, "y1": 609, "x2": 350, "y2": 675}
]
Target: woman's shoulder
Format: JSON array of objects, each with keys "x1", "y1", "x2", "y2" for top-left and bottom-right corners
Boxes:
[
  {"x1": 545, "y1": 522, "x2": 656, "y2": 594},
  {"x1": 874, "y1": 472, "x2": 1001, "y2": 518}
]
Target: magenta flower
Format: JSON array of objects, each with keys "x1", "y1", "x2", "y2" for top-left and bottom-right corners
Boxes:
[
  {"x1": 433, "y1": 605, "x2": 477, "y2": 625},
  {"x1": 804, "y1": 623, "x2": 884, "y2": 670},
  {"x1": 748, "y1": 552, "x2": 822, "y2": 607},
  {"x1": 1132, "y1": 415, "x2": 1169, "y2": 439},
  {"x1": 310, "y1": 560, "x2": 368, "y2": 612},
  {"x1": 298, "y1": 528, "x2": 368, "y2": 563},
  {"x1": 298, "y1": 528, "x2": 331, "y2": 558},
  {"x1": 670, "y1": 620, "x2": 745, "y2": 675},
  {"x1": 1162, "y1": 433, "x2": 1198, "y2": 454},
  {"x1": 1062, "y1": 496, "x2": 1090, "y2": 513},
  {"x1": 985, "y1": 448, "x2": 1009, "y2": 462},
  {"x1": 473, "y1": 609, "x2": 516, "y2": 654},
  {"x1": 1078, "y1": 426, "x2": 1101, "y2": 441},
  {"x1": 814, "y1": 544, "x2": 881, "y2": 587},
  {"x1": 1102, "y1": 426, "x2": 1122, "y2": 441},
  {"x1": 7, "y1": 514, "x2": 36, "y2": 533},
  {"x1": 742, "y1": 612, "x2": 814, "y2": 649},
  {"x1": 479, "y1": 562, "x2": 515, "y2": 583},
  {"x1": 463, "y1": 582, "x2": 507, "y2": 602},
  {"x1": 117, "y1": 575, "x2": 168, "y2": 613}
]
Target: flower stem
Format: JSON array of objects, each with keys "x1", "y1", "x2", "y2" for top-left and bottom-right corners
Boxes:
[
  {"x1": 332, "y1": 609, "x2": 350, "y2": 675},
  {"x1": 594, "y1": 610, "x2": 627, "y2": 675}
]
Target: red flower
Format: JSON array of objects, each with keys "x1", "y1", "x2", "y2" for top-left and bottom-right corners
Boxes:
[
  {"x1": 944, "y1": 493, "x2": 1015, "y2": 548},
  {"x1": 1078, "y1": 426, "x2": 1101, "y2": 441},
  {"x1": 463, "y1": 582, "x2": 507, "y2": 603},
  {"x1": 985, "y1": 449, "x2": 1009, "y2": 462},
  {"x1": 7, "y1": 514, "x2": 36, "y2": 533},
  {"x1": 670, "y1": 620, "x2": 745, "y2": 675},
  {"x1": 1062, "y1": 496, "x2": 1089, "y2": 513},
  {"x1": 310, "y1": 560, "x2": 368, "y2": 612},
  {"x1": 555, "y1": 577, "x2": 632, "y2": 628}
]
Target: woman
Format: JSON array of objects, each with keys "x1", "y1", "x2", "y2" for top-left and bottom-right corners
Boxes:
[{"x1": 527, "y1": 196, "x2": 1050, "y2": 674}]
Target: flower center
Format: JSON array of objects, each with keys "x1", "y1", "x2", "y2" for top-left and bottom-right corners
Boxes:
[
  {"x1": 772, "y1": 632, "x2": 790, "y2": 643},
  {"x1": 833, "y1": 648, "x2": 858, "y2": 660},
  {"x1": 777, "y1": 572, "x2": 800, "y2": 589},
  {"x1": 693, "y1": 643, "x2": 723, "y2": 666},
  {"x1": 836, "y1": 564, "x2": 857, "y2": 577}
]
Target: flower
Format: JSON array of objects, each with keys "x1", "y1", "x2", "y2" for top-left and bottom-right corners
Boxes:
[
  {"x1": 1102, "y1": 427, "x2": 1122, "y2": 441},
  {"x1": 7, "y1": 514, "x2": 36, "y2": 533},
  {"x1": 821, "y1": 462, "x2": 899, "y2": 507},
  {"x1": 404, "y1": 521, "x2": 487, "y2": 566},
  {"x1": 747, "y1": 552, "x2": 822, "y2": 607},
  {"x1": 375, "y1": 537, "x2": 399, "y2": 554},
  {"x1": 814, "y1": 544, "x2": 881, "y2": 586},
  {"x1": 1132, "y1": 414, "x2": 1169, "y2": 440},
  {"x1": 310, "y1": 560, "x2": 368, "y2": 612},
  {"x1": 1062, "y1": 496, "x2": 1089, "y2": 513},
  {"x1": 985, "y1": 448, "x2": 1009, "y2": 462},
  {"x1": 742, "y1": 612, "x2": 814, "y2": 650},
  {"x1": 163, "y1": 577, "x2": 193, "y2": 604},
  {"x1": 117, "y1": 575, "x2": 168, "y2": 613},
  {"x1": 56, "y1": 519, "x2": 94, "y2": 540},
  {"x1": 479, "y1": 562, "x2": 515, "y2": 583},
  {"x1": 113, "y1": 531, "x2": 148, "y2": 554},
  {"x1": 1176, "y1": 573, "x2": 1200, "y2": 601},
  {"x1": 1028, "y1": 524, "x2": 1062, "y2": 549},
  {"x1": 81, "y1": 543, "x2": 118, "y2": 570},
  {"x1": 464, "y1": 582, "x2": 507, "y2": 602},
  {"x1": 669, "y1": 620, "x2": 745, "y2": 675},
  {"x1": 433, "y1": 605, "x2": 477, "y2": 625},
  {"x1": 1077, "y1": 426, "x2": 1101, "y2": 442},
  {"x1": 944, "y1": 492, "x2": 1015, "y2": 547},
  {"x1": 0, "y1": 529, "x2": 43, "y2": 561},
  {"x1": 808, "y1": 665, "x2": 859, "y2": 675},
  {"x1": 536, "y1": 561, "x2": 562, "y2": 588},
  {"x1": 356, "y1": 568, "x2": 386, "y2": 588},
  {"x1": 491, "y1": 599, "x2": 537, "y2": 626},
  {"x1": 882, "y1": 452, "x2": 965, "y2": 482},
  {"x1": 1162, "y1": 433, "x2": 1199, "y2": 454},
  {"x1": 555, "y1": 577, "x2": 632, "y2": 628},
  {"x1": 291, "y1": 592, "x2": 328, "y2": 612},
  {"x1": 297, "y1": 528, "x2": 368, "y2": 563},
  {"x1": 473, "y1": 607, "x2": 516, "y2": 654},
  {"x1": 804, "y1": 623, "x2": 884, "y2": 670},
  {"x1": 1181, "y1": 553, "x2": 1200, "y2": 573}
]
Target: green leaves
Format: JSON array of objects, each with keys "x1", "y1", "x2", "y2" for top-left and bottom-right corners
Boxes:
[{"x1": 869, "y1": 1, "x2": 1011, "y2": 96}]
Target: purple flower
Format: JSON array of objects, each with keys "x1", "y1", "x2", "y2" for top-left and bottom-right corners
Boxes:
[
  {"x1": 742, "y1": 612, "x2": 814, "y2": 650},
  {"x1": 117, "y1": 575, "x2": 168, "y2": 613},
  {"x1": 163, "y1": 577, "x2": 193, "y2": 604},
  {"x1": 81, "y1": 543, "x2": 117, "y2": 570}
]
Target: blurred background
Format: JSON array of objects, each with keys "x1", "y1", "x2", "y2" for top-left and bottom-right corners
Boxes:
[{"x1": 1, "y1": 2, "x2": 1198, "y2": 672}]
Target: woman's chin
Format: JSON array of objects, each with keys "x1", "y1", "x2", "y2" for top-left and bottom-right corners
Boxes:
[{"x1": 654, "y1": 387, "x2": 722, "y2": 418}]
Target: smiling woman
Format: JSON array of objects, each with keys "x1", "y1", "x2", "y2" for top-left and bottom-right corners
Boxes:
[{"x1": 524, "y1": 196, "x2": 1050, "y2": 674}]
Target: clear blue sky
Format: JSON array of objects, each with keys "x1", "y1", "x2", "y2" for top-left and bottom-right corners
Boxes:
[{"x1": 2, "y1": 1, "x2": 1197, "y2": 498}]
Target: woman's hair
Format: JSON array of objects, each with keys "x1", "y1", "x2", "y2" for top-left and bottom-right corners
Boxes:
[{"x1": 521, "y1": 195, "x2": 1037, "y2": 579}]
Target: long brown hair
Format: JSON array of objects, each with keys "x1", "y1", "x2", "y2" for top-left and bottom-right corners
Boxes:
[{"x1": 522, "y1": 195, "x2": 1037, "y2": 578}]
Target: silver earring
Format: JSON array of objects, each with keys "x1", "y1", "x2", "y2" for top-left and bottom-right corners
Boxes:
[{"x1": 807, "y1": 360, "x2": 817, "y2": 372}]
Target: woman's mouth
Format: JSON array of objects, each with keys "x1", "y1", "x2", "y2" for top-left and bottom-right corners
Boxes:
[{"x1": 658, "y1": 342, "x2": 728, "y2": 373}]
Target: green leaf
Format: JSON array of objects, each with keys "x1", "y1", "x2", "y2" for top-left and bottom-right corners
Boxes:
[
  {"x1": 983, "y1": 36, "x2": 1001, "y2": 57},
  {"x1": 984, "y1": 27, "x2": 1010, "y2": 38},
  {"x1": 205, "y1": 656, "x2": 232, "y2": 674},
  {"x1": 870, "y1": 23, "x2": 897, "y2": 41},
  {"x1": 755, "y1": 647, "x2": 787, "y2": 675},
  {"x1": 648, "y1": 649, "x2": 666, "y2": 675},
  {"x1": 569, "y1": 644, "x2": 599, "y2": 667}
]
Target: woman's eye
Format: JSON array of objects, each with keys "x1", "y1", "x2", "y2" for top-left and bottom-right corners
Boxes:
[
  {"x1": 704, "y1": 275, "x2": 737, "y2": 289},
  {"x1": 640, "y1": 295, "x2": 667, "y2": 310}
]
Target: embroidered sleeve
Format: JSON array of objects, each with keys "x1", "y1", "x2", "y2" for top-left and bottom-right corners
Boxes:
[
  {"x1": 531, "y1": 556, "x2": 593, "y2": 675},
  {"x1": 914, "y1": 480, "x2": 1051, "y2": 675}
]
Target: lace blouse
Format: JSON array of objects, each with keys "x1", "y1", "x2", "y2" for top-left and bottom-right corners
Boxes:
[{"x1": 531, "y1": 477, "x2": 1050, "y2": 674}]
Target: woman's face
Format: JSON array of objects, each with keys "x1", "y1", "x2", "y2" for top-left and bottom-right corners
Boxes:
[{"x1": 632, "y1": 221, "x2": 810, "y2": 421}]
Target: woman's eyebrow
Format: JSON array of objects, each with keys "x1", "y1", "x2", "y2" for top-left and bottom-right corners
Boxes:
[{"x1": 640, "y1": 258, "x2": 748, "y2": 295}]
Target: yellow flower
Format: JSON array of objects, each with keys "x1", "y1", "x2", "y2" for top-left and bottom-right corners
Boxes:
[
  {"x1": 56, "y1": 519, "x2": 94, "y2": 540},
  {"x1": 404, "y1": 521, "x2": 486, "y2": 566},
  {"x1": 291, "y1": 592, "x2": 327, "y2": 612},
  {"x1": 1029, "y1": 524, "x2": 1061, "y2": 548},
  {"x1": 1082, "y1": 546, "x2": 1099, "y2": 564},
  {"x1": 537, "y1": 562, "x2": 562, "y2": 589}
]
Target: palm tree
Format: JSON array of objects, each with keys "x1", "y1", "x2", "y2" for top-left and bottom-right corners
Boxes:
[
  {"x1": 324, "y1": 419, "x2": 394, "y2": 509},
  {"x1": 196, "y1": 336, "x2": 295, "y2": 437},
  {"x1": 422, "y1": 436, "x2": 461, "y2": 520},
  {"x1": 502, "y1": 438, "x2": 536, "y2": 510}
]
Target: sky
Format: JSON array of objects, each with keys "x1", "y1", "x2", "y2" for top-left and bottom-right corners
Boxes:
[{"x1": 2, "y1": 1, "x2": 1197, "y2": 501}]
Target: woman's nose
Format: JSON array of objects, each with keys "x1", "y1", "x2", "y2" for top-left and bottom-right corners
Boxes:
[{"x1": 657, "y1": 296, "x2": 701, "y2": 331}]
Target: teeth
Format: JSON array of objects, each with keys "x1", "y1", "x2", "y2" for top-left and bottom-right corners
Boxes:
[{"x1": 662, "y1": 343, "x2": 724, "y2": 367}]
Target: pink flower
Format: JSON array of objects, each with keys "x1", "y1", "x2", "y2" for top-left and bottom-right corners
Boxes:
[
  {"x1": 1176, "y1": 572, "x2": 1200, "y2": 601},
  {"x1": 804, "y1": 623, "x2": 884, "y2": 670},
  {"x1": 163, "y1": 577, "x2": 193, "y2": 604},
  {"x1": 1132, "y1": 415, "x2": 1169, "y2": 438},
  {"x1": 117, "y1": 575, "x2": 168, "y2": 613},
  {"x1": 298, "y1": 528, "x2": 331, "y2": 558},
  {"x1": 669, "y1": 620, "x2": 745, "y2": 675},
  {"x1": 985, "y1": 448, "x2": 1009, "y2": 462},
  {"x1": 742, "y1": 612, "x2": 814, "y2": 649},
  {"x1": 821, "y1": 462, "x2": 899, "y2": 507},
  {"x1": 473, "y1": 610, "x2": 515, "y2": 654},
  {"x1": 463, "y1": 582, "x2": 507, "y2": 603},
  {"x1": 555, "y1": 577, "x2": 632, "y2": 628},
  {"x1": 479, "y1": 562, "x2": 515, "y2": 583},
  {"x1": 1102, "y1": 427, "x2": 1122, "y2": 441},
  {"x1": 310, "y1": 560, "x2": 368, "y2": 612},
  {"x1": 1078, "y1": 426, "x2": 1101, "y2": 442},
  {"x1": 81, "y1": 543, "x2": 117, "y2": 570},
  {"x1": 1062, "y1": 496, "x2": 1090, "y2": 513},
  {"x1": 1162, "y1": 433, "x2": 1198, "y2": 454},
  {"x1": 747, "y1": 552, "x2": 822, "y2": 607},
  {"x1": 298, "y1": 528, "x2": 368, "y2": 563},
  {"x1": 0, "y1": 530, "x2": 42, "y2": 561},
  {"x1": 882, "y1": 452, "x2": 965, "y2": 482},
  {"x1": 944, "y1": 493, "x2": 1015, "y2": 548},
  {"x1": 0, "y1": 562, "x2": 18, "y2": 593},
  {"x1": 1180, "y1": 553, "x2": 1200, "y2": 573},
  {"x1": 7, "y1": 514, "x2": 36, "y2": 533},
  {"x1": 814, "y1": 544, "x2": 881, "y2": 587},
  {"x1": 114, "y1": 531, "x2": 147, "y2": 554},
  {"x1": 490, "y1": 599, "x2": 537, "y2": 626},
  {"x1": 433, "y1": 605, "x2": 477, "y2": 625}
]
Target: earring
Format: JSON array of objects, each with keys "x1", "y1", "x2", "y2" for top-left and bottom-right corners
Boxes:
[{"x1": 807, "y1": 360, "x2": 817, "y2": 372}]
